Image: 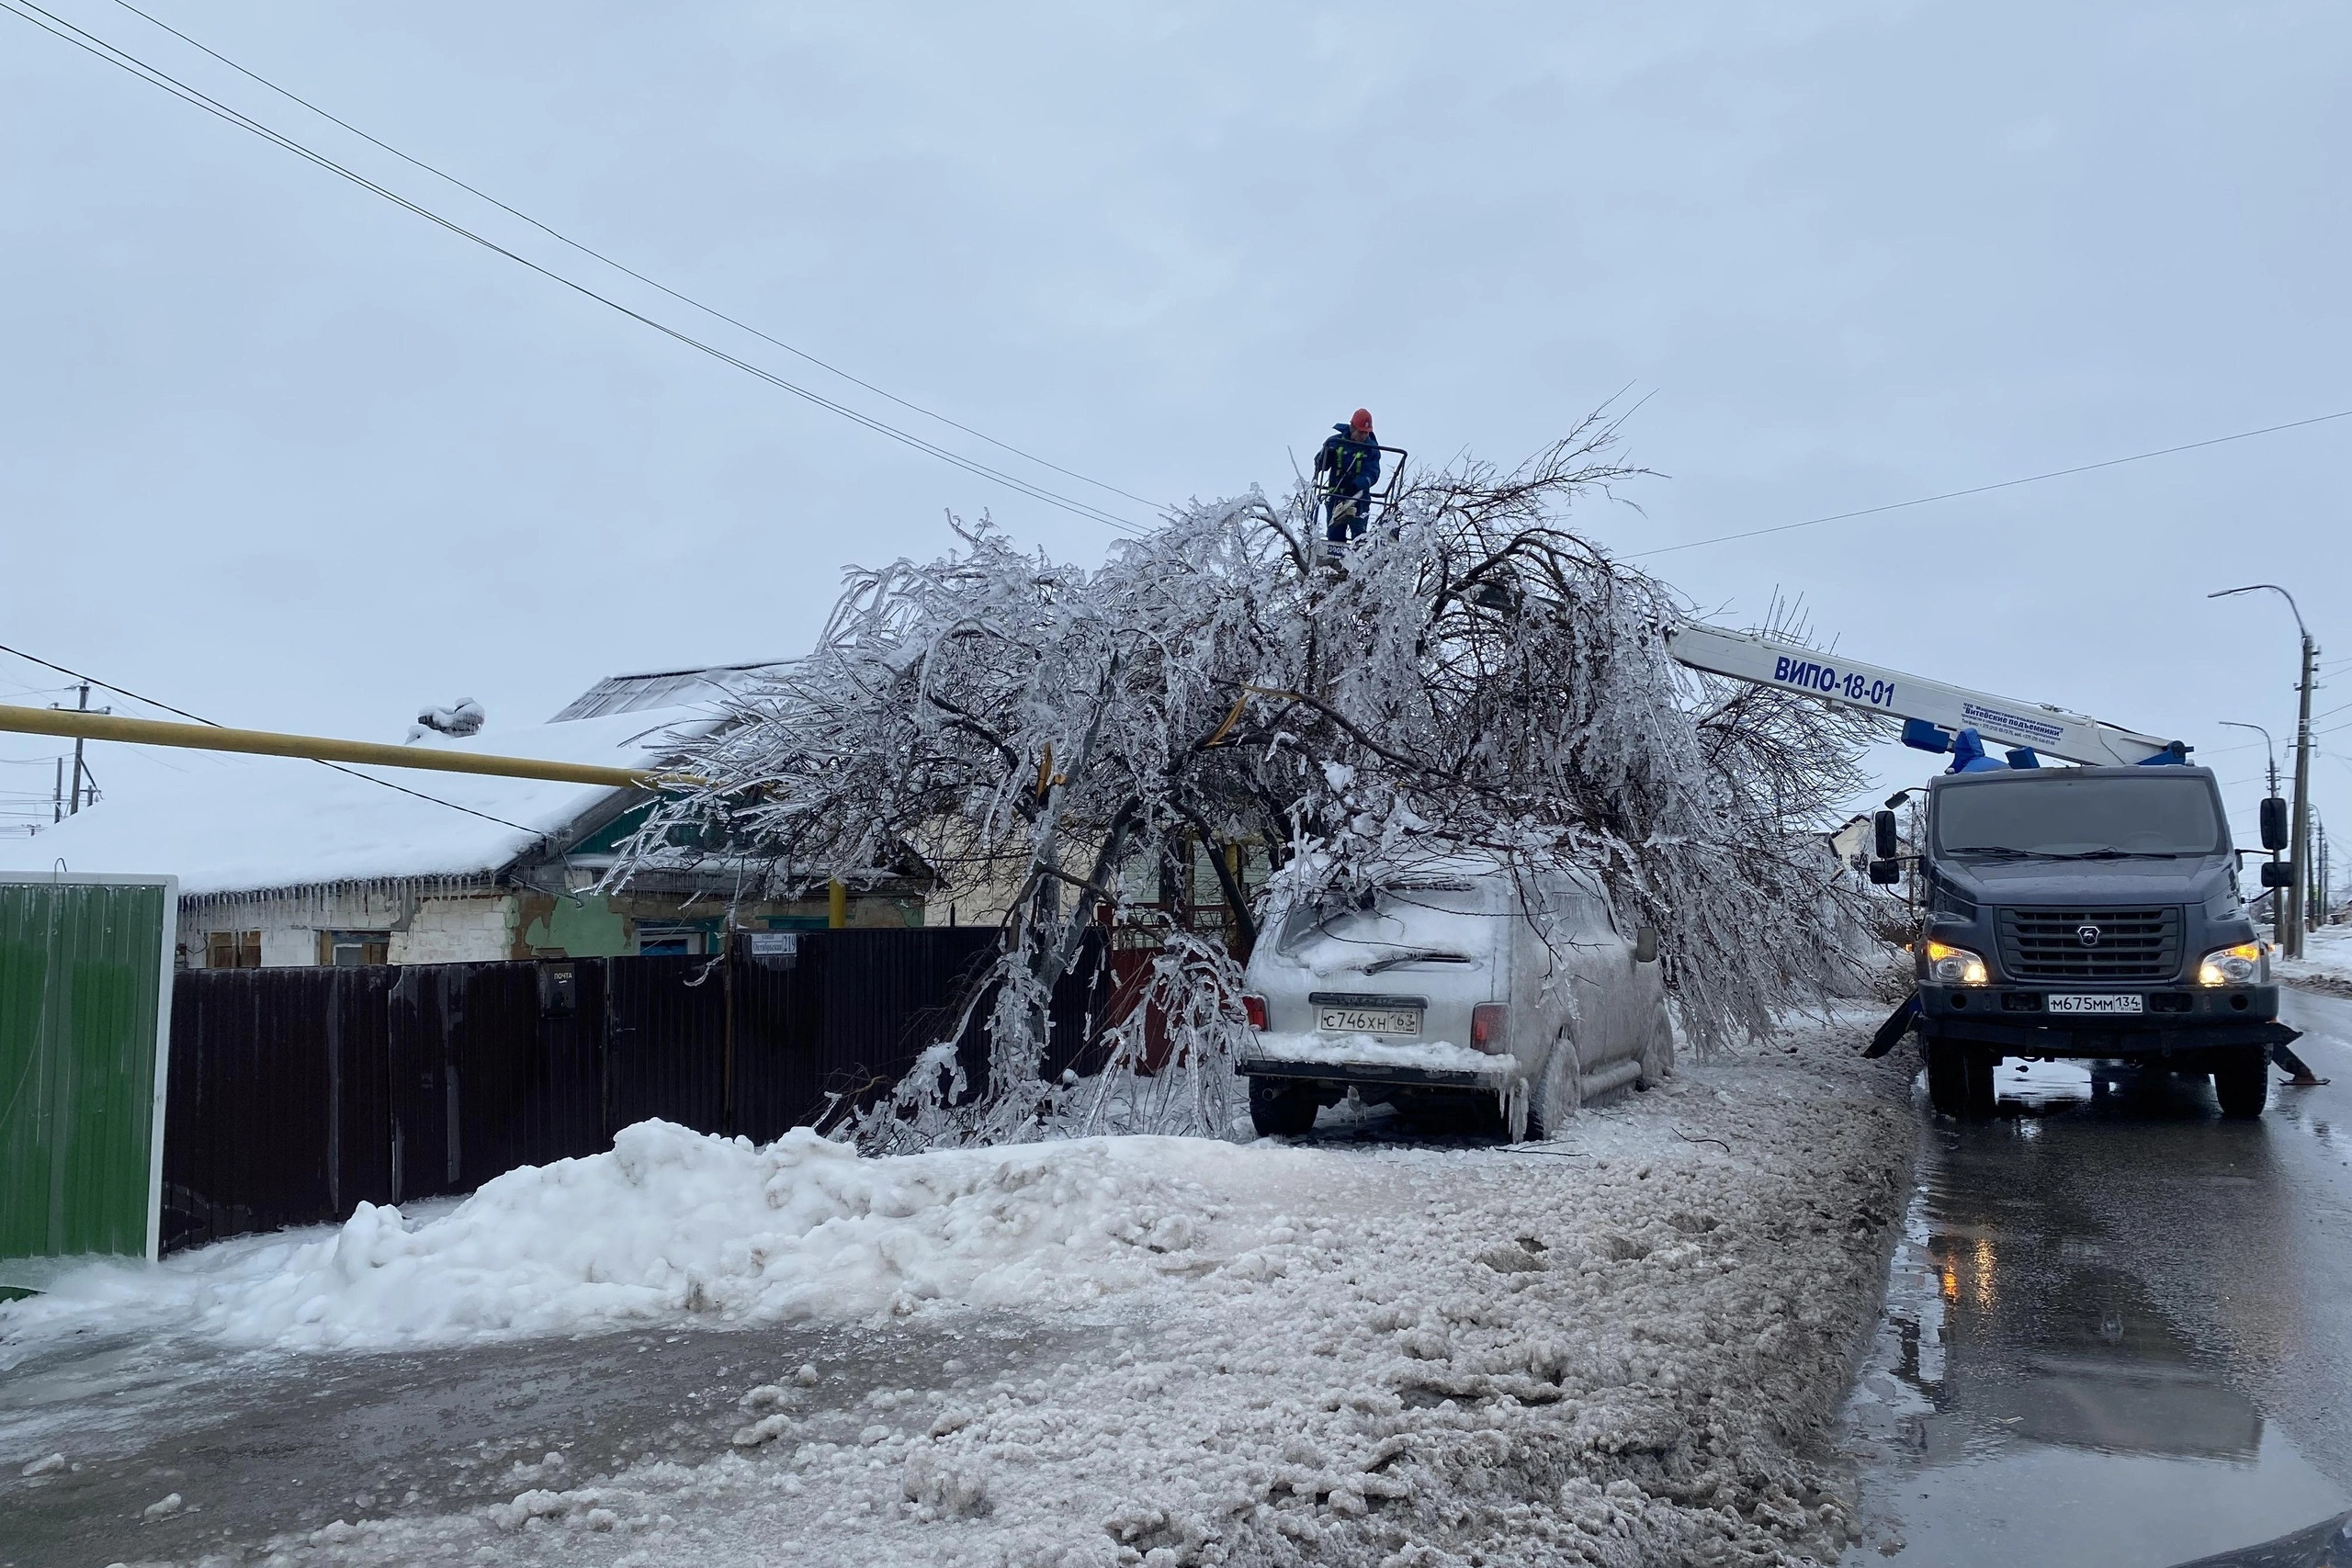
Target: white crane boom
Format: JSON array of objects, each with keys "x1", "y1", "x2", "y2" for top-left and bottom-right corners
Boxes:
[{"x1": 1665, "y1": 623, "x2": 2187, "y2": 768}]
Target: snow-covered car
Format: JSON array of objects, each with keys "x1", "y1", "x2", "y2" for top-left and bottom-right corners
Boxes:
[{"x1": 1238, "y1": 867, "x2": 1671, "y2": 1139}]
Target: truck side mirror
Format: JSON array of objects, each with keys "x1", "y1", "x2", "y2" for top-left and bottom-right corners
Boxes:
[
  {"x1": 1869, "y1": 859, "x2": 1903, "y2": 886},
  {"x1": 2261, "y1": 859, "x2": 2295, "y2": 888},
  {"x1": 1634, "y1": 926, "x2": 1658, "y2": 964},
  {"x1": 2260, "y1": 796, "x2": 2290, "y2": 852},
  {"x1": 1872, "y1": 809, "x2": 1898, "y2": 860}
]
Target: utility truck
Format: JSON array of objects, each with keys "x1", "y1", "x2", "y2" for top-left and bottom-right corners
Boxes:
[{"x1": 1668, "y1": 625, "x2": 2301, "y2": 1117}]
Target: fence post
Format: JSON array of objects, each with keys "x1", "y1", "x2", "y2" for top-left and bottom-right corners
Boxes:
[{"x1": 721, "y1": 933, "x2": 738, "y2": 1136}]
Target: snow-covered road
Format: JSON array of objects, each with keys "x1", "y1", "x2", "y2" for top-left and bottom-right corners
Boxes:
[{"x1": 3, "y1": 1016, "x2": 1915, "y2": 1568}]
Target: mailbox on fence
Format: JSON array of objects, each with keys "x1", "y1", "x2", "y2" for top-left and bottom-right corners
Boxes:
[{"x1": 0, "y1": 872, "x2": 178, "y2": 1287}]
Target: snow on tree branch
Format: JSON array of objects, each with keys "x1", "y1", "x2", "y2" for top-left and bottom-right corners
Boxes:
[{"x1": 613, "y1": 415, "x2": 1875, "y2": 1146}]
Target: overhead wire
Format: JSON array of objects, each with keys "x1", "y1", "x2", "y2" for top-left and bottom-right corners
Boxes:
[
  {"x1": 0, "y1": 0, "x2": 1156, "y2": 536},
  {"x1": 1630, "y1": 410, "x2": 2352, "y2": 559},
  {"x1": 99, "y1": 0, "x2": 1165, "y2": 517},
  {"x1": 0, "y1": 639, "x2": 542, "y2": 833}
]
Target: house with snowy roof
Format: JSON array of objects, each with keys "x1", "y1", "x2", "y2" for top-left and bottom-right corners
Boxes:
[{"x1": 0, "y1": 660, "x2": 932, "y2": 969}]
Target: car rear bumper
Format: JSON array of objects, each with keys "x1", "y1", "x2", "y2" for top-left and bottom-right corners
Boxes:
[{"x1": 1237, "y1": 1055, "x2": 1513, "y2": 1091}]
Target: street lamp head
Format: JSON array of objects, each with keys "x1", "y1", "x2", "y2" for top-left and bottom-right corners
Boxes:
[
  {"x1": 2211, "y1": 582, "x2": 2308, "y2": 640},
  {"x1": 2218, "y1": 718, "x2": 2277, "y2": 766}
]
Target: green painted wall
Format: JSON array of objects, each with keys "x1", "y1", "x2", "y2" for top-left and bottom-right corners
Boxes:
[
  {"x1": 0, "y1": 877, "x2": 174, "y2": 1271},
  {"x1": 521, "y1": 892, "x2": 632, "y2": 957}
]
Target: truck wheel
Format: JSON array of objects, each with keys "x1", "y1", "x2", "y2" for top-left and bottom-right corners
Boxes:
[
  {"x1": 1927, "y1": 1040, "x2": 1971, "y2": 1116},
  {"x1": 1966, "y1": 1051, "x2": 1998, "y2": 1111},
  {"x1": 2214, "y1": 1052, "x2": 2269, "y2": 1119},
  {"x1": 1248, "y1": 1077, "x2": 1319, "y2": 1136}
]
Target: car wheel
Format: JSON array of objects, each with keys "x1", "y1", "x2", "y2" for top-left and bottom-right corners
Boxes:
[
  {"x1": 1636, "y1": 1005, "x2": 1675, "y2": 1089},
  {"x1": 1529, "y1": 1035, "x2": 1582, "y2": 1140},
  {"x1": 1248, "y1": 1077, "x2": 1319, "y2": 1136},
  {"x1": 1926, "y1": 1040, "x2": 1970, "y2": 1115},
  {"x1": 2214, "y1": 1051, "x2": 2269, "y2": 1119}
]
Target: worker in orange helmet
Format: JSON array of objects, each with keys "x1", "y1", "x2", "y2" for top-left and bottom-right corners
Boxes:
[{"x1": 1313, "y1": 409, "x2": 1382, "y2": 559}]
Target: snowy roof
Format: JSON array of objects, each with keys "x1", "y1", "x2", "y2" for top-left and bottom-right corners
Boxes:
[
  {"x1": 0, "y1": 707, "x2": 718, "y2": 898},
  {"x1": 548, "y1": 660, "x2": 788, "y2": 722}
]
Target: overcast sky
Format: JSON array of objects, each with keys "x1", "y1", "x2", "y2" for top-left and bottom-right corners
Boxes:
[{"x1": 3, "y1": 1, "x2": 2346, "y2": 849}]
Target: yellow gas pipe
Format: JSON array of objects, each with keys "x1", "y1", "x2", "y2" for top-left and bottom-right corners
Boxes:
[{"x1": 0, "y1": 704, "x2": 697, "y2": 790}]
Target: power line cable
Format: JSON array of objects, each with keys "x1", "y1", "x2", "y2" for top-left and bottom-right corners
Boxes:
[
  {"x1": 1631, "y1": 410, "x2": 2352, "y2": 559},
  {"x1": 101, "y1": 0, "x2": 1165, "y2": 516},
  {"x1": 0, "y1": 638, "x2": 540, "y2": 832},
  {"x1": 1, "y1": 0, "x2": 1154, "y2": 536}
]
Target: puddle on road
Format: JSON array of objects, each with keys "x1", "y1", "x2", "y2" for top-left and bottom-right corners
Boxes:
[{"x1": 1840, "y1": 1061, "x2": 2346, "y2": 1567}]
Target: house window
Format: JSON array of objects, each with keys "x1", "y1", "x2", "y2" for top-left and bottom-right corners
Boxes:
[
  {"x1": 206, "y1": 931, "x2": 262, "y2": 969},
  {"x1": 320, "y1": 930, "x2": 390, "y2": 966},
  {"x1": 635, "y1": 924, "x2": 705, "y2": 957}
]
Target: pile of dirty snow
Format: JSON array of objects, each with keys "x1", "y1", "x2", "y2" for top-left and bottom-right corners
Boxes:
[
  {"x1": 2, "y1": 1125, "x2": 1314, "y2": 1352},
  {"x1": 77, "y1": 1011, "x2": 1918, "y2": 1568},
  {"x1": 2275, "y1": 920, "x2": 2352, "y2": 998}
]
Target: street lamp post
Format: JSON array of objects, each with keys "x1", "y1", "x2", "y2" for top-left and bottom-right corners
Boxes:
[
  {"x1": 2211, "y1": 584, "x2": 2318, "y2": 958},
  {"x1": 2218, "y1": 719, "x2": 2283, "y2": 942}
]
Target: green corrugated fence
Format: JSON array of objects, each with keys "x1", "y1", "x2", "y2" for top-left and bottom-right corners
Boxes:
[{"x1": 0, "y1": 873, "x2": 176, "y2": 1274}]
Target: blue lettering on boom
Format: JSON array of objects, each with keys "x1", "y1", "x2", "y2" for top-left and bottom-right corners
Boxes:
[{"x1": 1771, "y1": 654, "x2": 1898, "y2": 708}]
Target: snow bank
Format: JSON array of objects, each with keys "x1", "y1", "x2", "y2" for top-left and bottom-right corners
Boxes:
[
  {"x1": 90, "y1": 1015, "x2": 1918, "y2": 1568},
  {"x1": 1, "y1": 1123, "x2": 1317, "y2": 1352},
  {"x1": 2275, "y1": 921, "x2": 2352, "y2": 996}
]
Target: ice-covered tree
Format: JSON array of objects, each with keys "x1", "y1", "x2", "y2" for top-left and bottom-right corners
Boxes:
[{"x1": 615, "y1": 417, "x2": 1877, "y2": 1147}]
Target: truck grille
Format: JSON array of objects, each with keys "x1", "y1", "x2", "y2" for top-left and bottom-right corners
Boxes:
[{"x1": 1996, "y1": 907, "x2": 2181, "y2": 982}]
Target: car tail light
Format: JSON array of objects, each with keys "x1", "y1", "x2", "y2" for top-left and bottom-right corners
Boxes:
[
  {"x1": 1471, "y1": 1003, "x2": 1508, "y2": 1052},
  {"x1": 1242, "y1": 994, "x2": 1268, "y2": 1031}
]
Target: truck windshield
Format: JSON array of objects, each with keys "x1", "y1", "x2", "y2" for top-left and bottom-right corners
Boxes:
[{"x1": 1934, "y1": 774, "x2": 2224, "y2": 858}]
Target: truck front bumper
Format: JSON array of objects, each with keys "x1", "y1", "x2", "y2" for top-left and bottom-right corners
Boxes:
[{"x1": 1917, "y1": 981, "x2": 2295, "y2": 1057}]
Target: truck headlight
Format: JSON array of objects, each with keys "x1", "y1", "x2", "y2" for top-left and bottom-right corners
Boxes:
[
  {"x1": 2197, "y1": 942, "x2": 2265, "y2": 987},
  {"x1": 1925, "y1": 941, "x2": 1988, "y2": 986}
]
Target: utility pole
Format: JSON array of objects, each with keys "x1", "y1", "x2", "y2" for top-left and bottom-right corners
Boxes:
[
  {"x1": 68, "y1": 682, "x2": 90, "y2": 814},
  {"x1": 2291, "y1": 628, "x2": 2317, "y2": 954},
  {"x1": 2212, "y1": 584, "x2": 2318, "y2": 958},
  {"x1": 2312, "y1": 807, "x2": 2329, "y2": 928}
]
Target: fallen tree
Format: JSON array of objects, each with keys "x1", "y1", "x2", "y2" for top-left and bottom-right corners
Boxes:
[{"x1": 613, "y1": 416, "x2": 1878, "y2": 1146}]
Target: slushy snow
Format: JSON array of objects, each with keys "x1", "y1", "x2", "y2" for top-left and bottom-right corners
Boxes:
[{"x1": 5, "y1": 1014, "x2": 1919, "y2": 1567}]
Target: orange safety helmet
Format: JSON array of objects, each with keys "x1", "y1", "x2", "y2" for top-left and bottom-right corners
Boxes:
[{"x1": 1350, "y1": 408, "x2": 1374, "y2": 434}]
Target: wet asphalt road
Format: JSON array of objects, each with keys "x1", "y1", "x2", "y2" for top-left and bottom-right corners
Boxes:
[{"x1": 1841, "y1": 987, "x2": 2352, "y2": 1567}]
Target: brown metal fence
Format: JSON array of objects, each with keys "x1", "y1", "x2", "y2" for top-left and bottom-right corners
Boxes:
[{"x1": 161, "y1": 930, "x2": 1108, "y2": 1254}]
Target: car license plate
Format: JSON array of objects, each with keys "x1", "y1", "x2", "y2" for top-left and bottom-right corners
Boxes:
[
  {"x1": 1317, "y1": 1007, "x2": 1421, "y2": 1036},
  {"x1": 2048, "y1": 994, "x2": 2143, "y2": 1015}
]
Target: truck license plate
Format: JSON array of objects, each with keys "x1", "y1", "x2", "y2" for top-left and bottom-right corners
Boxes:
[
  {"x1": 2048, "y1": 994, "x2": 2143, "y2": 1015},
  {"x1": 1317, "y1": 1007, "x2": 1422, "y2": 1036}
]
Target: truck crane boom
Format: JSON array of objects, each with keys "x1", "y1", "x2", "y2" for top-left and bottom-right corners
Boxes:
[{"x1": 1665, "y1": 623, "x2": 2188, "y2": 768}]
